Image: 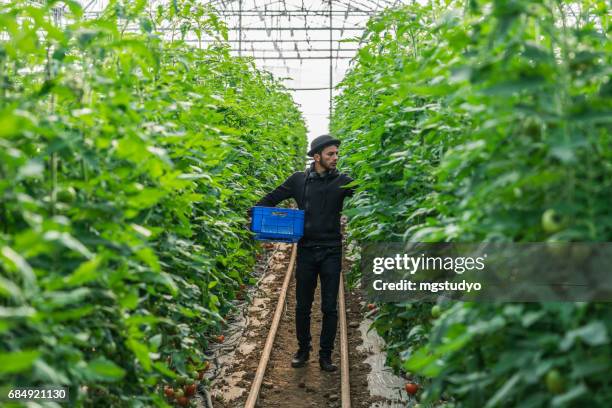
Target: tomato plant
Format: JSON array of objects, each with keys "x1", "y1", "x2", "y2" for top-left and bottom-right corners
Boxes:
[
  {"x1": 334, "y1": 1, "x2": 611, "y2": 407},
  {"x1": 0, "y1": 0, "x2": 306, "y2": 405}
]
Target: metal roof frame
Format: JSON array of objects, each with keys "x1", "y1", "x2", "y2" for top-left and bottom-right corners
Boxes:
[{"x1": 70, "y1": 0, "x2": 408, "y2": 118}]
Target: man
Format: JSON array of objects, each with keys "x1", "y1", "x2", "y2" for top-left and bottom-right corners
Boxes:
[{"x1": 250, "y1": 134, "x2": 355, "y2": 372}]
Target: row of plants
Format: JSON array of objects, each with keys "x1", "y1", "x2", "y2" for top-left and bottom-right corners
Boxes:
[
  {"x1": 333, "y1": 0, "x2": 610, "y2": 407},
  {"x1": 0, "y1": 0, "x2": 306, "y2": 406}
]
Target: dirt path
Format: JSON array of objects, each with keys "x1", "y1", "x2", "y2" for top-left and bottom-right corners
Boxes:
[
  {"x1": 260, "y1": 275, "x2": 341, "y2": 407},
  {"x1": 208, "y1": 242, "x2": 407, "y2": 407}
]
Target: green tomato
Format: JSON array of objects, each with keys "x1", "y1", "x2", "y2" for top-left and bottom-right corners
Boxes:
[
  {"x1": 103, "y1": 341, "x2": 117, "y2": 354},
  {"x1": 56, "y1": 186, "x2": 77, "y2": 203},
  {"x1": 541, "y1": 209, "x2": 563, "y2": 233},
  {"x1": 431, "y1": 305, "x2": 441, "y2": 318},
  {"x1": 545, "y1": 369, "x2": 564, "y2": 394}
]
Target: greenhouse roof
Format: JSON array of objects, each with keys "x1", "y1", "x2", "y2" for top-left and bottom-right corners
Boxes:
[{"x1": 76, "y1": 0, "x2": 412, "y2": 142}]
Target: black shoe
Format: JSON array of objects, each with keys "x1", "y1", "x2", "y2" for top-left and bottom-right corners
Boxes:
[
  {"x1": 319, "y1": 356, "x2": 337, "y2": 372},
  {"x1": 291, "y1": 347, "x2": 311, "y2": 368}
]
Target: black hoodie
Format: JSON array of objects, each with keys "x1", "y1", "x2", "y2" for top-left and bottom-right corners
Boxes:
[{"x1": 250, "y1": 162, "x2": 355, "y2": 247}]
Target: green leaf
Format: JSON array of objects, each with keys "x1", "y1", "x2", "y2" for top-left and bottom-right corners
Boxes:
[
  {"x1": 403, "y1": 346, "x2": 437, "y2": 374},
  {"x1": 570, "y1": 358, "x2": 610, "y2": 379},
  {"x1": 479, "y1": 78, "x2": 546, "y2": 96},
  {"x1": 126, "y1": 338, "x2": 152, "y2": 371},
  {"x1": 48, "y1": 305, "x2": 94, "y2": 321},
  {"x1": 0, "y1": 276, "x2": 24, "y2": 301},
  {"x1": 33, "y1": 360, "x2": 70, "y2": 385},
  {"x1": 0, "y1": 350, "x2": 40, "y2": 374},
  {"x1": 83, "y1": 358, "x2": 126, "y2": 381},
  {"x1": 42, "y1": 231, "x2": 93, "y2": 259},
  {"x1": 44, "y1": 288, "x2": 91, "y2": 309},
  {"x1": 153, "y1": 361, "x2": 176, "y2": 378},
  {"x1": 135, "y1": 247, "x2": 161, "y2": 272},
  {"x1": 550, "y1": 145, "x2": 576, "y2": 164},
  {"x1": 560, "y1": 321, "x2": 609, "y2": 351},
  {"x1": 119, "y1": 290, "x2": 139, "y2": 310},
  {"x1": 18, "y1": 160, "x2": 44, "y2": 179},
  {"x1": 65, "y1": 255, "x2": 104, "y2": 286},
  {"x1": 0, "y1": 246, "x2": 37, "y2": 296},
  {"x1": 0, "y1": 306, "x2": 36, "y2": 318},
  {"x1": 128, "y1": 188, "x2": 166, "y2": 210},
  {"x1": 551, "y1": 383, "x2": 588, "y2": 406},
  {"x1": 140, "y1": 17, "x2": 153, "y2": 33},
  {"x1": 484, "y1": 373, "x2": 521, "y2": 408},
  {"x1": 64, "y1": 0, "x2": 84, "y2": 18},
  {"x1": 149, "y1": 334, "x2": 162, "y2": 350}
]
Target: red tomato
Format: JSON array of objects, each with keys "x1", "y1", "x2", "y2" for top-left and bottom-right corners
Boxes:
[
  {"x1": 184, "y1": 383, "x2": 197, "y2": 397},
  {"x1": 405, "y1": 382, "x2": 419, "y2": 395}
]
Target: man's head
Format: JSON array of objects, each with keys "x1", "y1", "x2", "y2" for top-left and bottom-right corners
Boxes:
[
  {"x1": 313, "y1": 144, "x2": 339, "y2": 172},
  {"x1": 308, "y1": 134, "x2": 341, "y2": 173}
]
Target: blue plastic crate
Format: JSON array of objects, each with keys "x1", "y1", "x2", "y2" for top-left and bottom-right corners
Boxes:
[{"x1": 251, "y1": 206, "x2": 304, "y2": 243}]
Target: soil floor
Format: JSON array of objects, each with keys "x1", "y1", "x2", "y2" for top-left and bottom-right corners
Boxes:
[{"x1": 206, "y1": 242, "x2": 408, "y2": 408}]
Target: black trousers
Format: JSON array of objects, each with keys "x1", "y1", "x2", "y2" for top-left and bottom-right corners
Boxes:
[{"x1": 295, "y1": 245, "x2": 342, "y2": 359}]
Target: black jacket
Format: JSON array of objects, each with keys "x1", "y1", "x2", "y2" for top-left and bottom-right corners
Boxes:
[{"x1": 251, "y1": 162, "x2": 355, "y2": 247}]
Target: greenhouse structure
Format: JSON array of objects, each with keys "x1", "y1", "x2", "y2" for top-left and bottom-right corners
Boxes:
[{"x1": 0, "y1": 0, "x2": 610, "y2": 407}]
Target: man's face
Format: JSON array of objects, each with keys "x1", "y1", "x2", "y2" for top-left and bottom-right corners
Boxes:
[{"x1": 316, "y1": 144, "x2": 339, "y2": 171}]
